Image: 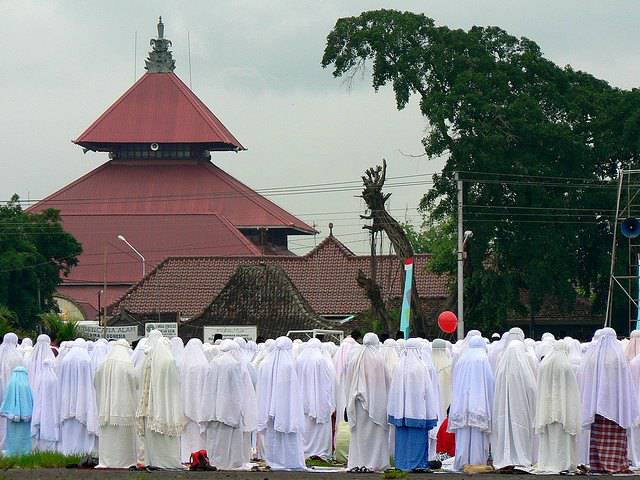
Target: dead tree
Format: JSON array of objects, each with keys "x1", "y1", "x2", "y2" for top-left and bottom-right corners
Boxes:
[{"x1": 358, "y1": 159, "x2": 424, "y2": 334}]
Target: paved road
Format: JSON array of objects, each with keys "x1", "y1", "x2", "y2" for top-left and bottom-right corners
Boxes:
[{"x1": 0, "y1": 471, "x2": 604, "y2": 480}]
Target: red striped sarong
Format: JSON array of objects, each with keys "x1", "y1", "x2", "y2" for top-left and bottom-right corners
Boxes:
[{"x1": 589, "y1": 414, "x2": 630, "y2": 473}]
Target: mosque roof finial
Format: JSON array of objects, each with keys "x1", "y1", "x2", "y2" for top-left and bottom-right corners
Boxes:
[{"x1": 145, "y1": 16, "x2": 175, "y2": 73}]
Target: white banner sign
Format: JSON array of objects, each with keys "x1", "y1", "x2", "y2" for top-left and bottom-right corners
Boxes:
[
  {"x1": 78, "y1": 325, "x2": 139, "y2": 342},
  {"x1": 204, "y1": 325, "x2": 257, "y2": 343},
  {"x1": 145, "y1": 322, "x2": 178, "y2": 338}
]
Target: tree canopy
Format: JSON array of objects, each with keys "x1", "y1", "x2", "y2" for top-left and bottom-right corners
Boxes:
[
  {"x1": 0, "y1": 197, "x2": 82, "y2": 330},
  {"x1": 323, "y1": 9, "x2": 640, "y2": 333}
]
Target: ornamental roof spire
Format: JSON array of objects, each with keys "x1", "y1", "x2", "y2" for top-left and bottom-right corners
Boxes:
[{"x1": 145, "y1": 16, "x2": 176, "y2": 73}]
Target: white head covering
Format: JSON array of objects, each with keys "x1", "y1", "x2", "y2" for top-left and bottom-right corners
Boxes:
[
  {"x1": 136, "y1": 332, "x2": 185, "y2": 436},
  {"x1": 626, "y1": 330, "x2": 640, "y2": 361},
  {"x1": 449, "y1": 336, "x2": 495, "y2": 432},
  {"x1": 535, "y1": 333, "x2": 556, "y2": 361},
  {"x1": 90, "y1": 340, "x2": 109, "y2": 377},
  {"x1": 252, "y1": 338, "x2": 275, "y2": 369},
  {"x1": 580, "y1": 327, "x2": 638, "y2": 429},
  {"x1": 94, "y1": 339, "x2": 137, "y2": 427},
  {"x1": 19, "y1": 337, "x2": 33, "y2": 363},
  {"x1": 202, "y1": 343, "x2": 220, "y2": 362},
  {"x1": 296, "y1": 338, "x2": 335, "y2": 423},
  {"x1": 387, "y1": 338, "x2": 439, "y2": 427},
  {"x1": 181, "y1": 338, "x2": 209, "y2": 427},
  {"x1": 30, "y1": 358, "x2": 60, "y2": 444},
  {"x1": 130, "y1": 338, "x2": 148, "y2": 369},
  {"x1": 205, "y1": 340, "x2": 257, "y2": 431},
  {"x1": 381, "y1": 338, "x2": 400, "y2": 377},
  {"x1": 170, "y1": 337, "x2": 184, "y2": 373},
  {"x1": 344, "y1": 332, "x2": 389, "y2": 429},
  {"x1": 535, "y1": 341, "x2": 580, "y2": 435},
  {"x1": 28, "y1": 334, "x2": 54, "y2": 396},
  {"x1": 0, "y1": 333, "x2": 24, "y2": 408},
  {"x1": 58, "y1": 338, "x2": 98, "y2": 434},
  {"x1": 257, "y1": 336, "x2": 304, "y2": 433}
]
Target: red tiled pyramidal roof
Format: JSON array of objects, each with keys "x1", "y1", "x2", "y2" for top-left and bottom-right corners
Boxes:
[
  {"x1": 74, "y1": 72, "x2": 245, "y2": 151},
  {"x1": 28, "y1": 160, "x2": 315, "y2": 234},
  {"x1": 111, "y1": 235, "x2": 449, "y2": 318}
]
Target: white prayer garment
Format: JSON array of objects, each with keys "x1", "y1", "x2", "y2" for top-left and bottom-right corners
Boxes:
[
  {"x1": 180, "y1": 338, "x2": 209, "y2": 462},
  {"x1": 580, "y1": 328, "x2": 637, "y2": 430},
  {"x1": 448, "y1": 336, "x2": 495, "y2": 471},
  {"x1": 535, "y1": 342, "x2": 580, "y2": 473},
  {"x1": 451, "y1": 330, "x2": 481, "y2": 366},
  {"x1": 94, "y1": 339, "x2": 138, "y2": 468},
  {"x1": 256, "y1": 336, "x2": 306, "y2": 471},
  {"x1": 252, "y1": 338, "x2": 274, "y2": 369},
  {"x1": 387, "y1": 338, "x2": 439, "y2": 471},
  {"x1": 628, "y1": 355, "x2": 640, "y2": 466},
  {"x1": 296, "y1": 338, "x2": 336, "y2": 459},
  {"x1": 19, "y1": 337, "x2": 33, "y2": 365},
  {"x1": 31, "y1": 358, "x2": 60, "y2": 451},
  {"x1": 204, "y1": 340, "x2": 257, "y2": 470},
  {"x1": 491, "y1": 340, "x2": 538, "y2": 468},
  {"x1": 136, "y1": 331, "x2": 185, "y2": 469},
  {"x1": 233, "y1": 337, "x2": 257, "y2": 385},
  {"x1": 58, "y1": 338, "x2": 98, "y2": 455},
  {"x1": 333, "y1": 335, "x2": 358, "y2": 436},
  {"x1": 345, "y1": 333, "x2": 390, "y2": 472}
]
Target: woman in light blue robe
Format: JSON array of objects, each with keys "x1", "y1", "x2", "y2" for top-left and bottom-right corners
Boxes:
[{"x1": 1, "y1": 366, "x2": 33, "y2": 456}]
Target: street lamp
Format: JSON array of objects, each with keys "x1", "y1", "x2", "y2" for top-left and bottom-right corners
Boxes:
[{"x1": 117, "y1": 234, "x2": 145, "y2": 277}]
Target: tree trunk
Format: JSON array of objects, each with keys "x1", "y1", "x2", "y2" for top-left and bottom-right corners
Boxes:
[{"x1": 357, "y1": 159, "x2": 425, "y2": 334}]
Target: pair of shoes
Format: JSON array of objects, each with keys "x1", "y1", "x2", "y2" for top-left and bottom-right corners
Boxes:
[{"x1": 349, "y1": 466, "x2": 373, "y2": 473}]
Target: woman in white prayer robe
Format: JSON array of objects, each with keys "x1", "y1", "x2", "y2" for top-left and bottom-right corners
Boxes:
[
  {"x1": 180, "y1": 338, "x2": 209, "y2": 462},
  {"x1": 345, "y1": 333, "x2": 390, "y2": 472},
  {"x1": 136, "y1": 330, "x2": 185, "y2": 469},
  {"x1": 535, "y1": 341, "x2": 580, "y2": 472},
  {"x1": 381, "y1": 339, "x2": 399, "y2": 378},
  {"x1": 204, "y1": 340, "x2": 257, "y2": 470},
  {"x1": 296, "y1": 338, "x2": 335, "y2": 459},
  {"x1": 58, "y1": 338, "x2": 98, "y2": 455},
  {"x1": 0, "y1": 333, "x2": 24, "y2": 452},
  {"x1": 491, "y1": 340, "x2": 538, "y2": 468},
  {"x1": 94, "y1": 339, "x2": 138, "y2": 468},
  {"x1": 626, "y1": 330, "x2": 640, "y2": 362},
  {"x1": 333, "y1": 334, "x2": 359, "y2": 436},
  {"x1": 256, "y1": 336, "x2": 306, "y2": 471},
  {"x1": 628, "y1": 354, "x2": 640, "y2": 466},
  {"x1": 449, "y1": 336, "x2": 495, "y2": 471},
  {"x1": 130, "y1": 338, "x2": 148, "y2": 369},
  {"x1": 31, "y1": 359, "x2": 60, "y2": 451}
]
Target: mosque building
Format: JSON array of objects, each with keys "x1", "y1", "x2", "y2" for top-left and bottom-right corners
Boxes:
[{"x1": 28, "y1": 18, "x2": 315, "y2": 320}]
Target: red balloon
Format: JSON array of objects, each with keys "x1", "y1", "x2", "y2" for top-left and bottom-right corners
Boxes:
[{"x1": 438, "y1": 311, "x2": 458, "y2": 333}]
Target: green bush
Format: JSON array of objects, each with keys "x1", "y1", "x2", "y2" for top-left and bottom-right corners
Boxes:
[{"x1": 40, "y1": 312, "x2": 78, "y2": 343}]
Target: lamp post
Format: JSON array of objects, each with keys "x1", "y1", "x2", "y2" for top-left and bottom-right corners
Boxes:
[{"x1": 117, "y1": 234, "x2": 145, "y2": 277}]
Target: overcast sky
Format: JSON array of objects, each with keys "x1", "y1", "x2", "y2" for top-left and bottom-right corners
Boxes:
[{"x1": 1, "y1": 0, "x2": 638, "y2": 254}]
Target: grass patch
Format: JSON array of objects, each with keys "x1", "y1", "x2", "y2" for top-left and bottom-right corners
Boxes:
[
  {"x1": 383, "y1": 469, "x2": 407, "y2": 479},
  {"x1": 0, "y1": 451, "x2": 83, "y2": 469},
  {"x1": 305, "y1": 457, "x2": 345, "y2": 468}
]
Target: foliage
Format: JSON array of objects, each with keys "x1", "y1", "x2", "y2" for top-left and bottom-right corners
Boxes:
[
  {"x1": 0, "y1": 197, "x2": 82, "y2": 330},
  {"x1": 305, "y1": 457, "x2": 345, "y2": 468},
  {"x1": 323, "y1": 10, "x2": 640, "y2": 333},
  {"x1": 0, "y1": 451, "x2": 82, "y2": 469},
  {"x1": 0, "y1": 305, "x2": 17, "y2": 337},
  {"x1": 40, "y1": 312, "x2": 79, "y2": 343}
]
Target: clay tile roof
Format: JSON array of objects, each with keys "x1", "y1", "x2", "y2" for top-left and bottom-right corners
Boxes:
[
  {"x1": 74, "y1": 72, "x2": 245, "y2": 151},
  {"x1": 111, "y1": 234, "x2": 450, "y2": 318}
]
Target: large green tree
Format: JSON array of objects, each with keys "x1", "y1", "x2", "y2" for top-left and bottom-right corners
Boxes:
[
  {"x1": 323, "y1": 10, "x2": 640, "y2": 334},
  {"x1": 0, "y1": 196, "x2": 82, "y2": 330}
]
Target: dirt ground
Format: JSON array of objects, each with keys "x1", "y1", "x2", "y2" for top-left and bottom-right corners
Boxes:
[{"x1": 0, "y1": 471, "x2": 608, "y2": 480}]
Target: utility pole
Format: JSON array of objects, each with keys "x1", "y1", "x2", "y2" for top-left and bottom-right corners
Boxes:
[{"x1": 456, "y1": 172, "x2": 465, "y2": 340}]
